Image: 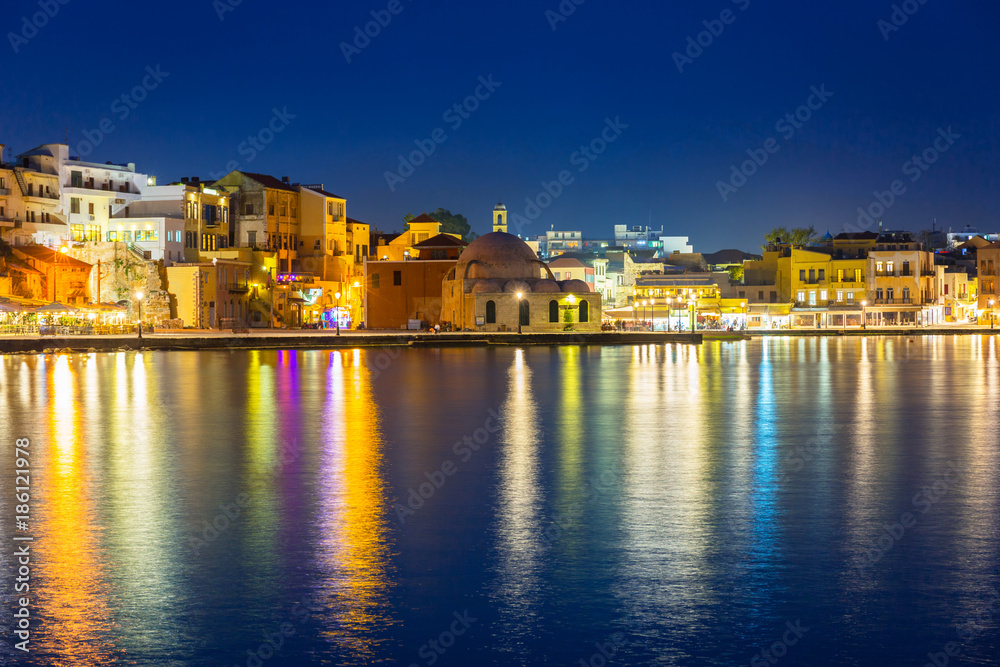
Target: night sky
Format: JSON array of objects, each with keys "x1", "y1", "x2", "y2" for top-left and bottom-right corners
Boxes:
[{"x1": 5, "y1": 0, "x2": 999, "y2": 250}]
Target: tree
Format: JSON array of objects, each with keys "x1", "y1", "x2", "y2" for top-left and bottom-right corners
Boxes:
[
  {"x1": 763, "y1": 226, "x2": 817, "y2": 249},
  {"x1": 430, "y1": 208, "x2": 478, "y2": 242}
]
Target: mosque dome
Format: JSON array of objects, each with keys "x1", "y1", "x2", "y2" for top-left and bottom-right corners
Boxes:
[
  {"x1": 532, "y1": 279, "x2": 562, "y2": 293},
  {"x1": 471, "y1": 280, "x2": 504, "y2": 294},
  {"x1": 455, "y1": 232, "x2": 542, "y2": 281},
  {"x1": 503, "y1": 280, "x2": 533, "y2": 294},
  {"x1": 559, "y1": 279, "x2": 591, "y2": 293}
]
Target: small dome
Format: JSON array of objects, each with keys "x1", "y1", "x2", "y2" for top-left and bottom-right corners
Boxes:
[
  {"x1": 559, "y1": 279, "x2": 591, "y2": 293},
  {"x1": 494, "y1": 201, "x2": 506, "y2": 211},
  {"x1": 471, "y1": 279, "x2": 503, "y2": 294},
  {"x1": 532, "y1": 279, "x2": 561, "y2": 293},
  {"x1": 503, "y1": 280, "x2": 532, "y2": 294}
]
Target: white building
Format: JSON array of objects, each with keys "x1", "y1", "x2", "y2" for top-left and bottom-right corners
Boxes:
[
  {"x1": 17, "y1": 143, "x2": 148, "y2": 248},
  {"x1": 614, "y1": 224, "x2": 664, "y2": 249},
  {"x1": 658, "y1": 235, "x2": 694, "y2": 254}
]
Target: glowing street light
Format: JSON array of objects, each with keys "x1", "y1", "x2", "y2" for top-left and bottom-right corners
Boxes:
[
  {"x1": 335, "y1": 291, "x2": 342, "y2": 336},
  {"x1": 861, "y1": 300, "x2": 867, "y2": 330},
  {"x1": 516, "y1": 292, "x2": 524, "y2": 334},
  {"x1": 135, "y1": 290, "x2": 144, "y2": 340}
]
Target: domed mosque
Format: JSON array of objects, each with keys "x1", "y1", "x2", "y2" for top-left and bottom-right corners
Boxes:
[{"x1": 441, "y1": 203, "x2": 602, "y2": 331}]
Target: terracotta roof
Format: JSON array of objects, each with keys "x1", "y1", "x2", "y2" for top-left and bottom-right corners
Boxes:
[
  {"x1": 301, "y1": 185, "x2": 344, "y2": 199},
  {"x1": 703, "y1": 249, "x2": 761, "y2": 265},
  {"x1": 12, "y1": 246, "x2": 92, "y2": 269},
  {"x1": 409, "y1": 213, "x2": 439, "y2": 223},
  {"x1": 241, "y1": 172, "x2": 298, "y2": 192},
  {"x1": 346, "y1": 217, "x2": 369, "y2": 227},
  {"x1": 548, "y1": 257, "x2": 587, "y2": 268},
  {"x1": 412, "y1": 233, "x2": 468, "y2": 249}
]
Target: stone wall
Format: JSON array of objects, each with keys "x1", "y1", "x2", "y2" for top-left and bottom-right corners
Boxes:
[{"x1": 67, "y1": 242, "x2": 171, "y2": 322}]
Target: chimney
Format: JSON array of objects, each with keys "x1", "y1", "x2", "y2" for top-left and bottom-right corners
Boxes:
[{"x1": 281, "y1": 176, "x2": 290, "y2": 183}]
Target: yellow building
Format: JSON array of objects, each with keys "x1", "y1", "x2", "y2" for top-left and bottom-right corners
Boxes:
[
  {"x1": 866, "y1": 231, "x2": 939, "y2": 326},
  {"x1": 370, "y1": 213, "x2": 460, "y2": 262},
  {"x1": 742, "y1": 235, "x2": 870, "y2": 328},
  {"x1": 938, "y1": 265, "x2": 976, "y2": 323},
  {"x1": 977, "y1": 242, "x2": 1000, "y2": 325}
]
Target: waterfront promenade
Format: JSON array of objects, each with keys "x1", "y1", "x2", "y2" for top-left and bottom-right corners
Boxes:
[{"x1": 1, "y1": 323, "x2": 998, "y2": 354}]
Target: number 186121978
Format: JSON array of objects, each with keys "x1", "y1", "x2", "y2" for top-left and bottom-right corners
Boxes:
[{"x1": 15, "y1": 438, "x2": 30, "y2": 520}]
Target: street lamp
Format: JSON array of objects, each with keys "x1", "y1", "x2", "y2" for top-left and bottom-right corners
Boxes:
[
  {"x1": 861, "y1": 300, "x2": 867, "y2": 330},
  {"x1": 741, "y1": 301, "x2": 747, "y2": 330},
  {"x1": 990, "y1": 299, "x2": 995, "y2": 329},
  {"x1": 334, "y1": 291, "x2": 342, "y2": 336},
  {"x1": 516, "y1": 291, "x2": 524, "y2": 334},
  {"x1": 135, "y1": 290, "x2": 144, "y2": 340},
  {"x1": 632, "y1": 302, "x2": 637, "y2": 330}
]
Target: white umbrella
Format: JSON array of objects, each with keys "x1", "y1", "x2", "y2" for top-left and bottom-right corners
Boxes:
[{"x1": 35, "y1": 302, "x2": 79, "y2": 314}]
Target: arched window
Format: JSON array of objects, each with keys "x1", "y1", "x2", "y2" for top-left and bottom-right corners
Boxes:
[
  {"x1": 485, "y1": 300, "x2": 496, "y2": 324},
  {"x1": 579, "y1": 299, "x2": 589, "y2": 323},
  {"x1": 519, "y1": 300, "x2": 530, "y2": 326},
  {"x1": 549, "y1": 300, "x2": 559, "y2": 322}
]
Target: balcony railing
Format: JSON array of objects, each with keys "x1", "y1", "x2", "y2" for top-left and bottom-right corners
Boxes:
[
  {"x1": 0, "y1": 187, "x2": 10, "y2": 196},
  {"x1": 228, "y1": 284, "x2": 250, "y2": 294},
  {"x1": 871, "y1": 298, "x2": 914, "y2": 305}
]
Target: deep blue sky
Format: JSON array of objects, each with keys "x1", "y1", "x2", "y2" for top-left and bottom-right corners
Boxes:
[{"x1": 4, "y1": 0, "x2": 999, "y2": 251}]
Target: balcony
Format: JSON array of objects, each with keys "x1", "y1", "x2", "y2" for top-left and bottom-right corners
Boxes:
[
  {"x1": 871, "y1": 298, "x2": 914, "y2": 305},
  {"x1": 0, "y1": 187, "x2": 10, "y2": 196},
  {"x1": 228, "y1": 284, "x2": 250, "y2": 294},
  {"x1": 0, "y1": 217, "x2": 14, "y2": 228}
]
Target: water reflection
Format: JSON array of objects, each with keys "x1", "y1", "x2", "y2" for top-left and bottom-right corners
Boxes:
[
  {"x1": 316, "y1": 350, "x2": 395, "y2": 658},
  {"x1": 34, "y1": 354, "x2": 117, "y2": 664},
  {"x1": 493, "y1": 349, "x2": 544, "y2": 646}
]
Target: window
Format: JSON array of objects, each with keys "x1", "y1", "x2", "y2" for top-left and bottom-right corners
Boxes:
[
  {"x1": 797, "y1": 290, "x2": 805, "y2": 303},
  {"x1": 247, "y1": 231, "x2": 256, "y2": 247},
  {"x1": 549, "y1": 300, "x2": 559, "y2": 322},
  {"x1": 269, "y1": 204, "x2": 275, "y2": 216},
  {"x1": 372, "y1": 273, "x2": 380, "y2": 288},
  {"x1": 88, "y1": 202, "x2": 95, "y2": 215},
  {"x1": 245, "y1": 203, "x2": 254, "y2": 215},
  {"x1": 71, "y1": 171, "x2": 82, "y2": 187},
  {"x1": 820, "y1": 290, "x2": 828, "y2": 301},
  {"x1": 758, "y1": 291, "x2": 764, "y2": 300},
  {"x1": 70, "y1": 198, "x2": 81, "y2": 214},
  {"x1": 944, "y1": 284, "x2": 949, "y2": 296},
  {"x1": 393, "y1": 270, "x2": 401, "y2": 286},
  {"x1": 486, "y1": 300, "x2": 497, "y2": 324},
  {"x1": 902, "y1": 287, "x2": 910, "y2": 302},
  {"x1": 837, "y1": 269, "x2": 844, "y2": 283},
  {"x1": 314, "y1": 240, "x2": 321, "y2": 250},
  {"x1": 846, "y1": 292, "x2": 854, "y2": 303},
  {"x1": 876, "y1": 261, "x2": 884, "y2": 273},
  {"x1": 818, "y1": 269, "x2": 825, "y2": 281},
  {"x1": 579, "y1": 300, "x2": 589, "y2": 323},
  {"x1": 808, "y1": 269, "x2": 815, "y2": 283},
  {"x1": 902, "y1": 261, "x2": 910, "y2": 276},
  {"x1": 876, "y1": 288, "x2": 884, "y2": 300},
  {"x1": 799, "y1": 270, "x2": 805, "y2": 281},
  {"x1": 854, "y1": 269, "x2": 862, "y2": 282},
  {"x1": 280, "y1": 206, "x2": 286, "y2": 217},
  {"x1": 71, "y1": 224, "x2": 85, "y2": 241},
  {"x1": 887, "y1": 261, "x2": 894, "y2": 275},
  {"x1": 328, "y1": 202, "x2": 333, "y2": 215},
  {"x1": 809, "y1": 291, "x2": 816, "y2": 305},
  {"x1": 836, "y1": 290, "x2": 844, "y2": 302}
]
